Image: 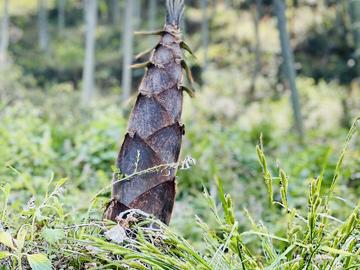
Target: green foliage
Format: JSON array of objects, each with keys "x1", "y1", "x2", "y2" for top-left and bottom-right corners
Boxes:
[
  {"x1": 76, "y1": 120, "x2": 358, "y2": 269},
  {"x1": 0, "y1": 87, "x2": 358, "y2": 268},
  {"x1": 0, "y1": 1, "x2": 359, "y2": 268},
  {"x1": 0, "y1": 227, "x2": 51, "y2": 270},
  {"x1": 41, "y1": 228, "x2": 64, "y2": 244},
  {"x1": 27, "y1": 254, "x2": 52, "y2": 270}
]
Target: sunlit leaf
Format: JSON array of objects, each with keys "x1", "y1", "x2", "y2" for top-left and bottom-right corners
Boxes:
[
  {"x1": 41, "y1": 228, "x2": 64, "y2": 244},
  {"x1": 0, "y1": 231, "x2": 15, "y2": 250},
  {"x1": 15, "y1": 226, "x2": 28, "y2": 251},
  {"x1": 27, "y1": 253, "x2": 52, "y2": 270},
  {"x1": 0, "y1": 251, "x2": 12, "y2": 260},
  {"x1": 55, "y1": 178, "x2": 67, "y2": 189}
]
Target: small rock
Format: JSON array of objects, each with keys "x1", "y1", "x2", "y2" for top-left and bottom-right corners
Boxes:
[{"x1": 104, "y1": 225, "x2": 126, "y2": 244}]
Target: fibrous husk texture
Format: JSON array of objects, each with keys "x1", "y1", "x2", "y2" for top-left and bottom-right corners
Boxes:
[{"x1": 104, "y1": 0, "x2": 189, "y2": 225}]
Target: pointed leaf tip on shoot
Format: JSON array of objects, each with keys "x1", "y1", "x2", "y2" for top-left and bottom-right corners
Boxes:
[
  {"x1": 134, "y1": 30, "x2": 164, "y2": 36},
  {"x1": 181, "y1": 60, "x2": 194, "y2": 85},
  {"x1": 180, "y1": 41, "x2": 196, "y2": 58},
  {"x1": 130, "y1": 61, "x2": 151, "y2": 69},
  {"x1": 181, "y1": 85, "x2": 195, "y2": 98}
]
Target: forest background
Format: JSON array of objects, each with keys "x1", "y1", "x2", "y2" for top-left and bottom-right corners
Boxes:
[{"x1": 0, "y1": 0, "x2": 359, "y2": 269}]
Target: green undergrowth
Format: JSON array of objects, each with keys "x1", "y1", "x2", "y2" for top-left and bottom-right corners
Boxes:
[
  {"x1": 0, "y1": 82, "x2": 359, "y2": 269},
  {"x1": 0, "y1": 91, "x2": 359, "y2": 268}
]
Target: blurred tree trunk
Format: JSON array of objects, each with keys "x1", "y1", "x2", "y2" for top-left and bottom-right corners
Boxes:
[
  {"x1": 350, "y1": 0, "x2": 360, "y2": 76},
  {"x1": 82, "y1": 0, "x2": 98, "y2": 104},
  {"x1": 248, "y1": 0, "x2": 262, "y2": 100},
  {"x1": 148, "y1": 0, "x2": 156, "y2": 30},
  {"x1": 337, "y1": 0, "x2": 347, "y2": 125},
  {"x1": 111, "y1": 0, "x2": 120, "y2": 25},
  {"x1": 274, "y1": 0, "x2": 304, "y2": 141},
  {"x1": 57, "y1": 0, "x2": 66, "y2": 33},
  {"x1": 344, "y1": 0, "x2": 360, "y2": 128},
  {"x1": 0, "y1": 0, "x2": 9, "y2": 64},
  {"x1": 121, "y1": 0, "x2": 134, "y2": 101},
  {"x1": 201, "y1": 0, "x2": 209, "y2": 71},
  {"x1": 133, "y1": 0, "x2": 141, "y2": 30},
  {"x1": 38, "y1": 0, "x2": 49, "y2": 52},
  {"x1": 147, "y1": 0, "x2": 157, "y2": 46},
  {"x1": 210, "y1": 0, "x2": 217, "y2": 18}
]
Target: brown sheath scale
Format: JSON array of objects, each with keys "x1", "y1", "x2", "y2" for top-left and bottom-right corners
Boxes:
[{"x1": 104, "y1": 0, "x2": 193, "y2": 225}]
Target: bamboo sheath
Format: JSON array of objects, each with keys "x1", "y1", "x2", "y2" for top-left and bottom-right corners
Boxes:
[{"x1": 104, "y1": 0, "x2": 190, "y2": 224}]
